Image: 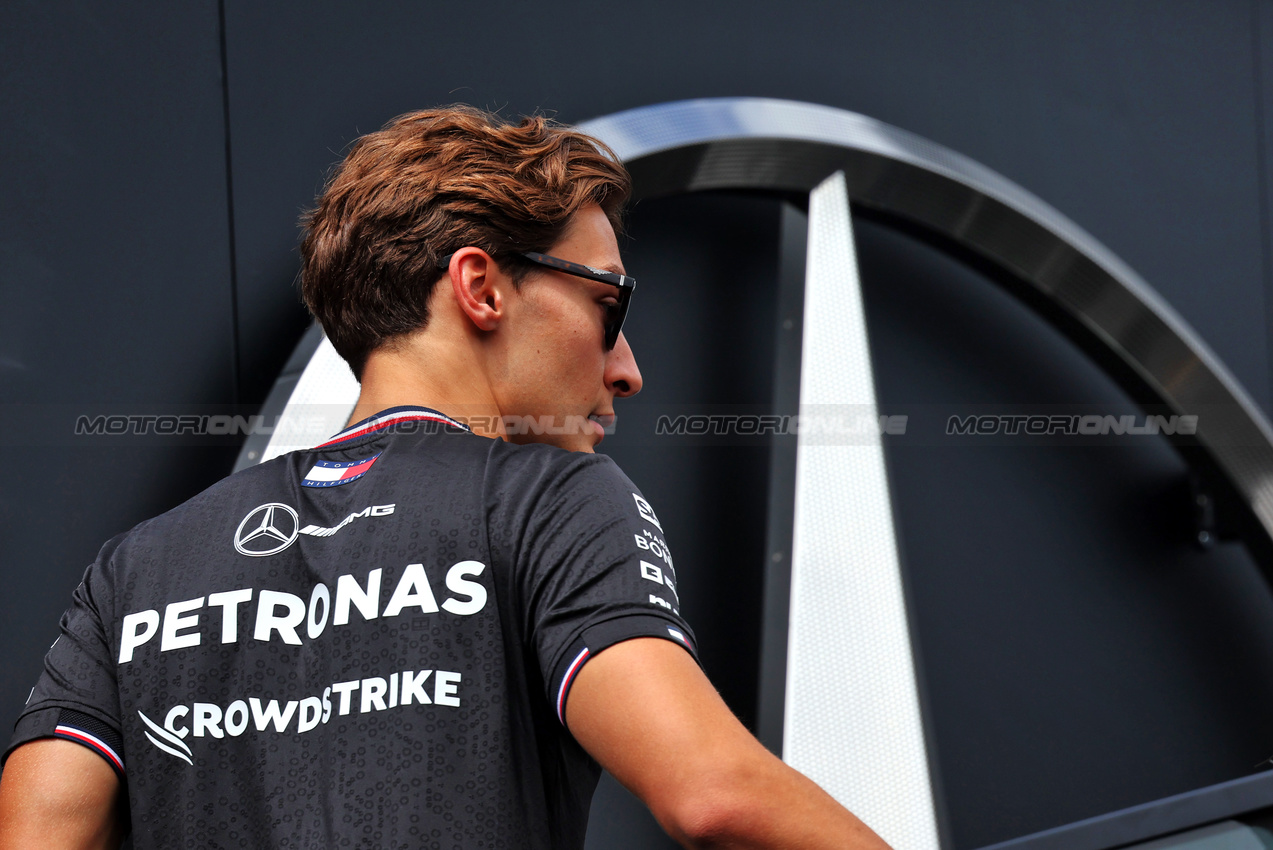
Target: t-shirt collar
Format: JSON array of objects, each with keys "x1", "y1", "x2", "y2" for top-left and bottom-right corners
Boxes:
[{"x1": 315, "y1": 405, "x2": 470, "y2": 448}]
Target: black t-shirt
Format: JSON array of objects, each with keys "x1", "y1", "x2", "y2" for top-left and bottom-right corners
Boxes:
[{"x1": 6, "y1": 406, "x2": 697, "y2": 849}]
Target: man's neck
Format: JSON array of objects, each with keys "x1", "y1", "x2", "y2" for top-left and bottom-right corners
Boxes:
[{"x1": 347, "y1": 331, "x2": 504, "y2": 440}]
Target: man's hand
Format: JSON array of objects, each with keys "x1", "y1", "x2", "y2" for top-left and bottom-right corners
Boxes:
[
  {"x1": 0, "y1": 739, "x2": 123, "y2": 850},
  {"x1": 566, "y1": 637, "x2": 893, "y2": 849}
]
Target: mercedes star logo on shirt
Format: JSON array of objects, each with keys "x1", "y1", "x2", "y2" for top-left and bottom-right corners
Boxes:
[{"x1": 234, "y1": 503, "x2": 300, "y2": 557}]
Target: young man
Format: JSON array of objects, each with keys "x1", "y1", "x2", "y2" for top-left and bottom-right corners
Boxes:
[{"x1": 0, "y1": 106, "x2": 891, "y2": 849}]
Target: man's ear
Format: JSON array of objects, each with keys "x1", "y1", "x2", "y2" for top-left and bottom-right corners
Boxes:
[{"x1": 447, "y1": 247, "x2": 505, "y2": 332}]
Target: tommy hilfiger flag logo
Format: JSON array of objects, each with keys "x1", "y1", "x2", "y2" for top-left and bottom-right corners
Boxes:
[{"x1": 302, "y1": 454, "x2": 381, "y2": 488}]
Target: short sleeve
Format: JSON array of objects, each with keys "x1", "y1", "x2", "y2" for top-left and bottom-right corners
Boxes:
[
  {"x1": 5, "y1": 541, "x2": 126, "y2": 777},
  {"x1": 488, "y1": 448, "x2": 698, "y2": 726}
]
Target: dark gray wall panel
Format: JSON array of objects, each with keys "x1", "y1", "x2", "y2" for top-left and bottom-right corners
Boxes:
[
  {"x1": 834, "y1": 2, "x2": 1270, "y2": 413},
  {"x1": 0, "y1": 0, "x2": 235, "y2": 733},
  {"x1": 1259, "y1": 0, "x2": 1273, "y2": 411}
]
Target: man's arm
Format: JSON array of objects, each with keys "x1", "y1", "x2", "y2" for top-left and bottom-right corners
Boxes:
[
  {"x1": 567, "y1": 637, "x2": 893, "y2": 849},
  {"x1": 0, "y1": 739, "x2": 124, "y2": 850}
]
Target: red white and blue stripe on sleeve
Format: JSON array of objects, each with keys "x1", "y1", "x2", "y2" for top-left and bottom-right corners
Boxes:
[
  {"x1": 53, "y1": 708, "x2": 125, "y2": 776},
  {"x1": 555, "y1": 647, "x2": 592, "y2": 725},
  {"x1": 551, "y1": 615, "x2": 698, "y2": 727}
]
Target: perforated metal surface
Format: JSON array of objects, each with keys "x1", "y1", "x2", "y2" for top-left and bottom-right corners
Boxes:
[{"x1": 784, "y1": 172, "x2": 939, "y2": 850}]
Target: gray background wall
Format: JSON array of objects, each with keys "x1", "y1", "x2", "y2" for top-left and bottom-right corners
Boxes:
[{"x1": 4, "y1": 2, "x2": 1273, "y2": 848}]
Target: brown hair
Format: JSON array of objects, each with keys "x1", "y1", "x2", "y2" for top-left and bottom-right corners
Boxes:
[{"x1": 300, "y1": 105, "x2": 631, "y2": 379}]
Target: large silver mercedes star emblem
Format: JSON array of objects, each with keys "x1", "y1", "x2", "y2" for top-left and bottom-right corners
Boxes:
[{"x1": 233, "y1": 502, "x2": 300, "y2": 557}]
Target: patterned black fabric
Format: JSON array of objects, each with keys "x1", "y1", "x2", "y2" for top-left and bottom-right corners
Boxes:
[{"x1": 6, "y1": 407, "x2": 696, "y2": 849}]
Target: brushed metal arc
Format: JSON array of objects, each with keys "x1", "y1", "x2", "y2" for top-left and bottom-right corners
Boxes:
[
  {"x1": 580, "y1": 97, "x2": 1273, "y2": 568},
  {"x1": 232, "y1": 96, "x2": 1273, "y2": 848}
]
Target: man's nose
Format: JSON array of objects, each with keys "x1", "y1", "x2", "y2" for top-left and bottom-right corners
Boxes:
[{"x1": 606, "y1": 331, "x2": 643, "y2": 397}]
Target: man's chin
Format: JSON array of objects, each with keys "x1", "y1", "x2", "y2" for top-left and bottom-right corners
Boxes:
[{"x1": 500, "y1": 412, "x2": 605, "y2": 453}]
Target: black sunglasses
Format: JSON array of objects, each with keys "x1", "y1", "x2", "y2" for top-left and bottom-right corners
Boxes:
[{"x1": 439, "y1": 250, "x2": 636, "y2": 350}]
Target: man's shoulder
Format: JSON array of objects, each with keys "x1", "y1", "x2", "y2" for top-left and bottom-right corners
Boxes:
[
  {"x1": 481, "y1": 444, "x2": 666, "y2": 556},
  {"x1": 484, "y1": 440, "x2": 636, "y2": 497}
]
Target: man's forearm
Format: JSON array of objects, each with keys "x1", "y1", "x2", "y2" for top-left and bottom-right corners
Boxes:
[
  {"x1": 668, "y1": 752, "x2": 891, "y2": 849},
  {"x1": 567, "y1": 638, "x2": 892, "y2": 850},
  {"x1": 646, "y1": 730, "x2": 890, "y2": 850}
]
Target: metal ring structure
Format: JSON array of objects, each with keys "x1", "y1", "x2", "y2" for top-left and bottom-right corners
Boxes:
[
  {"x1": 236, "y1": 97, "x2": 1273, "y2": 849},
  {"x1": 579, "y1": 98, "x2": 1273, "y2": 572}
]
